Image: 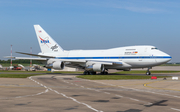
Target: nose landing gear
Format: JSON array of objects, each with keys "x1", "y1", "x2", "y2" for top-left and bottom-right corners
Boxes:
[
  {"x1": 146, "y1": 71, "x2": 151, "y2": 75},
  {"x1": 146, "y1": 67, "x2": 151, "y2": 75}
]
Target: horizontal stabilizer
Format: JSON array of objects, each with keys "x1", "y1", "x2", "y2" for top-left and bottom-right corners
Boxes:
[{"x1": 4, "y1": 56, "x2": 16, "y2": 59}]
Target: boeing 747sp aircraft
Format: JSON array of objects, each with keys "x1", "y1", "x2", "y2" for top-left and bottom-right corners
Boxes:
[{"x1": 10, "y1": 25, "x2": 171, "y2": 75}]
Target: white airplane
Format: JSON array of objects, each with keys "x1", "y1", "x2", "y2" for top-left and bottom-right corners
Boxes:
[{"x1": 10, "y1": 25, "x2": 171, "y2": 75}]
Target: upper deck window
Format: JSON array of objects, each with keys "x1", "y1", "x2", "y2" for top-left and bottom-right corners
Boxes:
[{"x1": 151, "y1": 47, "x2": 158, "y2": 50}]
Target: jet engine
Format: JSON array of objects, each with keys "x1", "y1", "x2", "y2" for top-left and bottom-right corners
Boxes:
[
  {"x1": 52, "y1": 61, "x2": 64, "y2": 70},
  {"x1": 46, "y1": 61, "x2": 64, "y2": 70},
  {"x1": 86, "y1": 64, "x2": 104, "y2": 72}
]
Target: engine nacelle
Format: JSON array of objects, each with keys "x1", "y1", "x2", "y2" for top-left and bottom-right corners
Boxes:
[
  {"x1": 86, "y1": 64, "x2": 104, "y2": 72},
  {"x1": 53, "y1": 61, "x2": 64, "y2": 70},
  {"x1": 46, "y1": 61, "x2": 64, "y2": 70}
]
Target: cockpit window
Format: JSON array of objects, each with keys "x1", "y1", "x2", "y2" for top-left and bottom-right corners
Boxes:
[{"x1": 151, "y1": 47, "x2": 158, "y2": 50}]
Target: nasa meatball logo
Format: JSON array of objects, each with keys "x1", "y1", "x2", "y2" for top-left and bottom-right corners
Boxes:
[{"x1": 39, "y1": 36, "x2": 50, "y2": 44}]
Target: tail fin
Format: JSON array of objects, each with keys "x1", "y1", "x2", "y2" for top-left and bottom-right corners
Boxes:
[{"x1": 34, "y1": 25, "x2": 64, "y2": 54}]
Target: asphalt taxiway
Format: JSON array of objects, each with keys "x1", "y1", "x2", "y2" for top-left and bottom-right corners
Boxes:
[{"x1": 0, "y1": 74, "x2": 180, "y2": 112}]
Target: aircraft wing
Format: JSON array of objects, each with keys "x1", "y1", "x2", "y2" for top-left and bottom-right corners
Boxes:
[
  {"x1": 5, "y1": 52, "x2": 123, "y2": 70},
  {"x1": 86, "y1": 60, "x2": 123, "y2": 65},
  {"x1": 15, "y1": 57, "x2": 47, "y2": 60},
  {"x1": 59, "y1": 59, "x2": 86, "y2": 63},
  {"x1": 59, "y1": 59, "x2": 122, "y2": 65},
  {"x1": 15, "y1": 52, "x2": 123, "y2": 65},
  {"x1": 64, "y1": 60, "x2": 123, "y2": 69},
  {"x1": 5, "y1": 56, "x2": 47, "y2": 61},
  {"x1": 16, "y1": 52, "x2": 55, "y2": 58}
]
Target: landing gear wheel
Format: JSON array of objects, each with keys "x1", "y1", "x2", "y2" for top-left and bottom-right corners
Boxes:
[
  {"x1": 83, "y1": 71, "x2": 88, "y2": 75},
  {"x1": 101, "y1": 71, "x2": 108, "y2": 75},
  {"x1": 101, "y1": 71, "x2": 104, "y2": 75},
  {"x1": 89, "y1": 72, "x2": 96, "y2": 75},
  {"x1": 84, "y1": 71, "x2": 97, "y2": 75},
  {"x1": 87, "y1": 71, "x2": 90, "y2": 75},
  {"x1": 146, "y1": 71, "x2": 151, "y2": 75},
  {"x1": 146, "y1": 67, "x2": 152, "y2": 75}
]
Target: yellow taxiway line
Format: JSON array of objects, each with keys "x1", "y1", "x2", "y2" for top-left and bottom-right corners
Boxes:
[{"x1": 143, "y1": 80, "x2": 180, "y2": 91}]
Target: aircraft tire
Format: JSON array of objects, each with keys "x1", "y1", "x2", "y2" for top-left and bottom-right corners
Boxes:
[
  {"x1": 89, "y1": 72, "x2": 96, "y2": 75},
  {"x1": 146, "y1": 72, "x2": 151, "y2": 75},
  {"x1": 83, "y1": 71, "x2": 88, "y2": 75},
  {"x1": 90, "y1": 72, "x2": 93, "y2": 75},
  {"x1": 101, "y1": 71, "x2": 108, "y2": 75},
  {"x1": 87, "y1": 71, "x2": 90, "y2": 75}
]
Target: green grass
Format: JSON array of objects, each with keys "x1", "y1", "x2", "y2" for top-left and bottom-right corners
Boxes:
[
  {"x1": 1, "y1": 70, "x2": 178, "y2": 74},
  {"x1": 0, "y1": 71, "x2": 83, "y2": 78},
  {"x1": 0, "y1": 70, "x2": 177, "y2": 79},
  {"x1": 0, "y1": 74, "x2": 45, "y2": 78},
  {"x1": 114, "y1": 70, "x2": 180, "y2": 74},
  {"x1": 0, "y1": 70, "x2": 83, "y2": 74},
  {"x1": 49, "y1": 71, "x2": 83, "y2": 74},
  {"x1": 77, "y1": 75, "x2": 169, "y2": 80},
  {"x1": 160, "y1": 64, "x2": 180, "y2": 66},
  {"x1": 0, "y1": 70, "x2": 44, "y2": 73}
]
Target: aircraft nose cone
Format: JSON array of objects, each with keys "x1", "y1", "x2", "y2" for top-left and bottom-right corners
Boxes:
[
  {"x1": 167, "y1": 55, "x2": 172, "y2": 62},
  {"x1": 164, "y1": 54, "x2": 172, "y2": 63},
  {"x1": 160, "y1": 50, "x2": 172, "y2": 62},
  {"x1": 155, "y1": 51, "x2": 171, "y2": 64}
]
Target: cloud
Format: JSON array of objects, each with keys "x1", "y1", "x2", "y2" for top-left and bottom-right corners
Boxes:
[
  {"x1": 0, "y1": 0, "x2": 178, "y2": 13},
  {"x1": 98, "y1": 0, "x2": 168, "y2": 13},
  {"x1": 114, "y1": 6, "x2": 164, "y2": 13},
  {"x1": 67, "y1": 0, "x2": 174, "y2": 13}
]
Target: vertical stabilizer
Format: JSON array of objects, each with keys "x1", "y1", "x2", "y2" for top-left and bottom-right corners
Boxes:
[{"x1": 34, "y1": 25, "x2": 64, "y2": 54}]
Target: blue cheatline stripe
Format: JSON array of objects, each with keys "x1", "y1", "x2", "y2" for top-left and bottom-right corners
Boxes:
[{"x1": 55, "y1": 56, "x2": 172, "y2": 59}]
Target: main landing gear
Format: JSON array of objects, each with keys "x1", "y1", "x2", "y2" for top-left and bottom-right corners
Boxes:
[
  {"x1": 83, "y1": 71, "x2": 96, "y2": 75},
  {"x1": 83, "y1": 69, "x2": 108, "y2": 75},
  {"x1": 101, "y1": 69, "x2": 108, "y2": 75},
  {"x1": 146, "y1": 67, "x2": 151, "y2": 75}
]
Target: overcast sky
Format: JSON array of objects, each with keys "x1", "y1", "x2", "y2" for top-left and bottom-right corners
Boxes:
[{"x1": 0, "y1": 0, "x2": 180, "y2": 62}]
